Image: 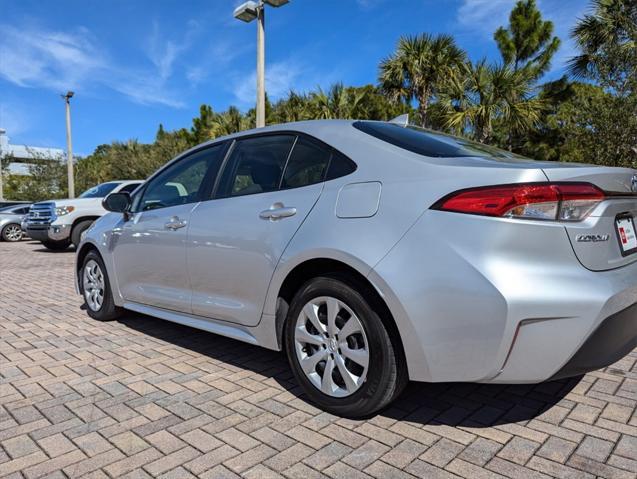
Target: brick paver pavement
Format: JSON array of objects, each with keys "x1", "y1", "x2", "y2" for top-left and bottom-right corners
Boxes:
[{"x1": 1, "y1": 240, "x2": 636, "y2": 478}]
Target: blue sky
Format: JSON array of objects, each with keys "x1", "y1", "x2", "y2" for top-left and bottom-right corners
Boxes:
[{"x1": 0, "y1": 0, "x2": 588, "y2": 156}]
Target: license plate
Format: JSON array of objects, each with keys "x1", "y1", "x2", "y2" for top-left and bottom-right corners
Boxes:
[{"x1": 615, "y1": 215, "x2": 637, "y2": 256}]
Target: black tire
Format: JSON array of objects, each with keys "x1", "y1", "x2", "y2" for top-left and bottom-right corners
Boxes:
[
  {"x1": 1, "y1": 223, "x2": 23, "y2": 242},
  {"x1": 71, "y1": 220, "x2": 94, "y2": 247},
  {"x1": 284, "y1": 276, "x2": 406, "y2": 418},
  {"x1": 81, "y1": 250, "x2": 123, "y2": 321},
  {"x1": 42, "y1": 239, "x2": 71, "y2": 250}
]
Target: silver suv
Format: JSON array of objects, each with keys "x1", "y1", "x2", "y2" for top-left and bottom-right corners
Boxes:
[{"x1": 77, "y1": 120, "x2": 637, "y2": 416}]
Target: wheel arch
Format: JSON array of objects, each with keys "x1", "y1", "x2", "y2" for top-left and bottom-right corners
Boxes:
[
  {"x1": 76, "y1": 241, "x2": 100, "y2": 292},
  {"x1": 272, "y1": 257, "x2": 408, "y2": 376},
  {"x1": 72, "y1": 216, "x2": 100, "y2": 230}
]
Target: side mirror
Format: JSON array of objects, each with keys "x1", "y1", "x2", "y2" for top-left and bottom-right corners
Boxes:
[{"x1": 102, "y1": 192, "x2": 131, "y2": 214}]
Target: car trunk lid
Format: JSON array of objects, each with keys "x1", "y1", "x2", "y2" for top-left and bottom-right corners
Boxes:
[{"x1": 543, "y1": 165, "x2": 637, "y2": 271}]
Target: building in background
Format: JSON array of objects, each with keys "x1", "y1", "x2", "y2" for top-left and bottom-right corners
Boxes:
[{"x1": 0, "y1": 129, "x2": 64, "y2": 175}]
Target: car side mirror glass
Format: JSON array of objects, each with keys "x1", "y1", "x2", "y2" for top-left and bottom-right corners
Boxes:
[{"x1": 102, "y1": 192, "x2": 131, "y2": 214}]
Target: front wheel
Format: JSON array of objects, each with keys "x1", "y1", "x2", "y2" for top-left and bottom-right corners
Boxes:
[
  {"x1": 284, "y1": 276, "x2": 405, "y2": 417},
  {"x1": 81, "y1": 250, "x2": 122, "y2": 321},
  {"x1": 1, "y1": 223, "x2": 23, "y2": 242}
]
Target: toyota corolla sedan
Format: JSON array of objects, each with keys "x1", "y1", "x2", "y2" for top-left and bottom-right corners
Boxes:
[
  {"x1": 0, "y1": 203, "x2": 31, "y2": 242},
  {"x1": 76, "y1": 119, "x2": 637, "y2": 417}
]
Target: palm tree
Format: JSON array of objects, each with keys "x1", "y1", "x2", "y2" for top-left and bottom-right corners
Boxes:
[
  {"x1": 440, "y1": 60, "x2": 544, "y2": 146},
  {"x1": 568, "y1": 0, "x2": 636, "y2": 93},
  {"x1": 379, "y1": 34, "x2": 466, "y2": 127},
  {"x1": 272, "y1": 91, "x2": 312, "y2": 123},
  {"x1": 308, "y1": 83, "x2": 368, "y2": 120},
  {"x1": 494, "y1": 0, "x2": 560, "y2": 78},
  {"x1": 212, "y1": 106, "x2": 248, "y2": 137}
]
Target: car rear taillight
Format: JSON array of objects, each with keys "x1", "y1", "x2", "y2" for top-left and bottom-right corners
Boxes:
[{"x1": 432, "y1": 182, "x2": 605, "y2": 221}]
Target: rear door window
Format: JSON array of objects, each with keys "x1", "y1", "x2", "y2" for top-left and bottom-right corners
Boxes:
[
  {"x1": 216, "y1": 135, "x2": 295, "y2": 198},
  {"x1": 281, "y1": 137, "x2": 331, "y2": 189}
]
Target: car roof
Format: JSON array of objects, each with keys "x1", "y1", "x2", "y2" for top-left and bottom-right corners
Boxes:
[
  {"x1": 0, "y1": 204, "x2": 31, "y2": 212},
  {"x1": 172, "y1": 120, "x2": 359, "y2": 162}
]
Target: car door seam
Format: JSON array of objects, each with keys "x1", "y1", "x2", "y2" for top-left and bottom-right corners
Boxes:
[{"x1": 255, "y1": 182, "x2": 327, "y2": 327}]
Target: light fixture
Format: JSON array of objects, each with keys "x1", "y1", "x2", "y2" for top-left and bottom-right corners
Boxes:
[
  {"x1": 233, "y1": 1, "x2": 259, "y2": 22},
  {"x1": 264, "y1": 0, "x2": 289, "y2": 6}
]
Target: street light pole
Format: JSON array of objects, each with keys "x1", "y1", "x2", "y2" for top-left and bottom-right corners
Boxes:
[
  {"x1": 0, "y1": 160, "x2": 4, "y2": 202},
  {"x1": 233, "y1": 0, "x2": 289, "y2": 129},
  {"x1": 62, "y1": 91, "x2": 75, "y2": 199},
  {"x1": 256, "y1": 4, "x2": 266, "y2": 128}
]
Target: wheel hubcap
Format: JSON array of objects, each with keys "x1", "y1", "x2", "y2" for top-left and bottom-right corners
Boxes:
[
  {"x1": 83, "y1": 260, "x2": 105, "y2": 312},
  {"x1": 5, "y1": 225, "x2": 22, "y2": 241},
  {"x1": 294, "y1": 296, "x2": 369, "y2": 398}
]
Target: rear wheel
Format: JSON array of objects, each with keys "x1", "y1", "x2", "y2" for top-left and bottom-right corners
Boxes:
[
  {"x1": 42, "y1": 239, "x2": 71, "y2": 250},
  {"x1": 284, "y1": 276, "x2": 405, "y2": 417},
  {"x1": 71, "y1": 220, "x2": 94, "y2": 247},
  {"x1": 1, "y1": 223, "x2": 23, "y2": 242},
  {"x1": 81, "y1": 250, "x2": 122, "y2": 321}
]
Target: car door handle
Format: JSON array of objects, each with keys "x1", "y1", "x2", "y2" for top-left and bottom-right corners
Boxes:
[
  {"x1": 259, "y1": 206, "x2": 297, "y2": 220},
  {"x1": 164, "y1": 216, "x2": 187, "y2": 230}
]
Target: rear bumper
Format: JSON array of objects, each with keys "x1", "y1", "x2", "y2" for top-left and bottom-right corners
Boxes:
[
  {"x1": 550, "y1": 302, "x2": 637, "y2": 380},
  {"x1": 372, "y1": 210, "x2": 637, "y2": 383},
  {"x1": 26, "y1": 224, "x2": 71, "y2": 242}
]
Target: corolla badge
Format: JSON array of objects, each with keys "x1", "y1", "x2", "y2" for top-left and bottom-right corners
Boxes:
[
  {"x1": 632, "y1": 174, "x2": 637, "y2": 193},
  {"x1": 576, "y1": 234, "x2": 610, "y2": 243}
]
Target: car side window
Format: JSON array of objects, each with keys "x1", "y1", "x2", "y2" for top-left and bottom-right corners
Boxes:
[
  {"x1": 326, "y1": 150, "x2": 357, "y2": 180},
  {"x1": 216, "y1": 135, "x2": 295, "y2": 198},
  {"x1": 138, "y1": 145, "x2": 224, "y2": 211},
  {"x1": 281, "y1": 137, "x2": 331, "y2": 189},
  {"x1": 119, "y1": 183, "x2": 141, "y2": 194}
]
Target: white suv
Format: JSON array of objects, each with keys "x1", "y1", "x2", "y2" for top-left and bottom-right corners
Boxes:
[{"x1": 27, "y1": 180, "x2": 142, "y2": 250}]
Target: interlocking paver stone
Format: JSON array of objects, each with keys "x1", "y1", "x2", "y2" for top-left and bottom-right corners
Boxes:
[{"x1": 0, "y1": 240, "x2": 635, "y2": 478}]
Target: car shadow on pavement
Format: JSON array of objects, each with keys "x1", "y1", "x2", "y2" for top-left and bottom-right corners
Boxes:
[
  {"x1": 29, "y1": 241, "x2": 76, "y2": 253},
  {"x1": 116, "y1": 310, "x2": 580, "y2": 427}
]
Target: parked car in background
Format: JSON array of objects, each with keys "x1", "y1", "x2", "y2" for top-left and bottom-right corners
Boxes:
[
  {"x1": 27, "y1": 180, "x2": 142, "y2": 250},
  {"x1": 76, "y1": 119, "x2": 637, "y2": 417},
  {"x1": 0, "y1": 204, "x2": 32, "y2": 242}
]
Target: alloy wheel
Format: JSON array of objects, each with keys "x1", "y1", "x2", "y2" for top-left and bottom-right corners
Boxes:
[
  {"x1": 83, "y1": 259, "x2": 105, "y2": 312},
  {"x1": 294, "y1": 296, "x2": 369, "y2": 397},
  {"x1": 3, "y1": 224, "x2": 22, "y2": 242}
]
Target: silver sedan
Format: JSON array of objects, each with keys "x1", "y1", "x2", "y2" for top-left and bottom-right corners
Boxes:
[
  {"x1": 0, "y1": 204, "x2": 31, "y2": 242},
  {"x1": 76, "y1": 120, "x2": 637, "y2": 417}
]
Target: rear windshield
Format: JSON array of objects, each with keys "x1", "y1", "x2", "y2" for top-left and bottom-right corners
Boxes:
[
  {"x1": 79, "y1": 182, "x2": 120, "y2": 198},
  {"x1": 353, "y1": 121, "x2": 530, "y2": 161}
]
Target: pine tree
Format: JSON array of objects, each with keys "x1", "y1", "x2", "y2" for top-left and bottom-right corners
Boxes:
[{"x1": 494, "y1": 0, "x2": 560, "y2": 78}]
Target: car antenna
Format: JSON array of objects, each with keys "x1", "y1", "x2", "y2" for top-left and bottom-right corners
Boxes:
[{"x1": 389, "y1": 113, "x2": 409, "y2": 127}]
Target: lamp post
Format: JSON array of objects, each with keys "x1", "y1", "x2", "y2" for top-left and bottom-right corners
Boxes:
[
  {"x1": 233, "y1": 0, "x2": 290, "y2": 128},
  {"x1": 62, "y1": 91, "x2": 75, "y2": 198}
]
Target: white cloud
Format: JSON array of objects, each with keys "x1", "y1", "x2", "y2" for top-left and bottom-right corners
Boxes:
[
  {"x1": 186, "y1": 40, "x2": 249, "y2": 87},
  {"x1": 0, "y1": 103, "x2": 30, "y2": 137},
  {"x1": 0, "y1": 22, "x2": 195, "y2": 108},
  {"x1": 456, "y1": 0, "x2": 515, "y2": 35},
  {"x1": 146, "y1": 19, "x2": 200, "y2": 81},
  {"x1": 0, "y1": 25, "x2": 104, "y2": 91},
  {"x1": 356, "y1": 0, "x2": 386, "y2": 9},
  {"x1": 233, "y1": 60, "x2": 303, "y2": 106}
]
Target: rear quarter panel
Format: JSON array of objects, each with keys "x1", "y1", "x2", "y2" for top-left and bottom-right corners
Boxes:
[{"x1": 264, "y1": 126, "x2": 552, "y2": 381}]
